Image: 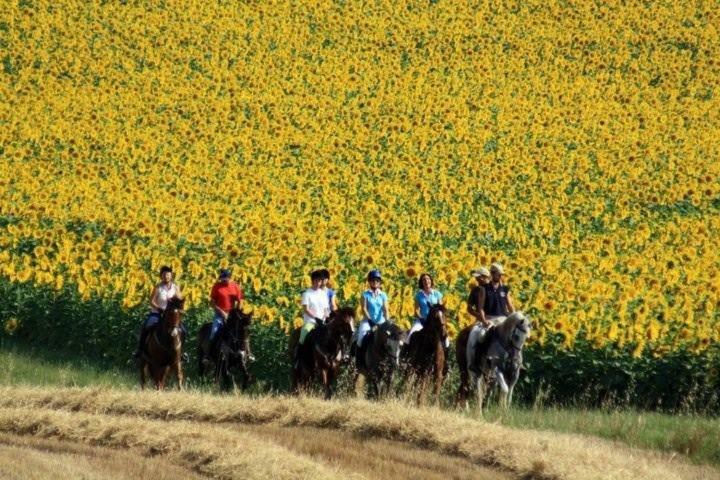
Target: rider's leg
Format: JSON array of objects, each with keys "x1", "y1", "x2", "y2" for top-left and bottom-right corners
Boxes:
[
  {"x1": 466, "y1": 324, "x2": 487, "y2": 373},
  {"x1": 133, "y1": 313, "x2": 159, "y2": 358},
  {"x1": 209, "y1": 312, "x2": 224, "y2": 351},
  {"x1": 406, "y1": 320, "x2": 423, "y2": 344},
  {"x1": 355, "y1": 320, "x2": 371, "y2": 368}
]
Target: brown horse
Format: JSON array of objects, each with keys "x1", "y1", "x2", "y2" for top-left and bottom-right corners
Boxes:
[
  {"x1": 197, "y1": 308, "x2": 253, "y2": 391},
  {"x1": 291, "y1": 307, "x2": 355, "y2": 400},
  {"x1": 139, "y1": 296, "x2": 185, "y2": 390},
  {"x1": 399, "y1": 304, "x2": 448, "y2": 405}
]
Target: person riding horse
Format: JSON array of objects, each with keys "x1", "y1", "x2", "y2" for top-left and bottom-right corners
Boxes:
[
  {"x1": 210, "y1": 268, "x2": 254, "y2": 362},
  {"x1": 465, "y1": 263, "x2": 515, "y2": 373},
  {"x1": 299, "y1": 270, "x2": 331, "y2": 343},
  {"x1": 353, "y1": 269, "x2": 390, "y2": 370},
  {"x1": 132, "y1": 265, "x2": 187, "y2": 360},
  {"x1": 406, "y1": 273, "x2": 446, "y2": 347}
]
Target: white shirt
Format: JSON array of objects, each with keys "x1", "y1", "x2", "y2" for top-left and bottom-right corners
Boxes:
[
  {"x1": 301, "y1": 288, "x2": 330, "y2": 324},
  {"x1": 153, "y1": 282, "x2": 177, "y2": 311}
]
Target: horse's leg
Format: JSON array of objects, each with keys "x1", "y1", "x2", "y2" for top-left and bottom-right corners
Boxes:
[
  {"x1": 434, "y1": 365, "x2": 444, "y2": 406},
  {"x1": 416, "y1": 373, "x2": 428, "y2": 406},
  {"x1": 476, "y1": 373, "x2": 486, "y2": 414},
  {"x1": 321, "y1": 367, "x2": 331, "y2": 400},
  {"x1": 496, "y1": 370, "x2": 510, "y2": 410},
  {"x1": 176, "y1": 361, "x2": 184, "y2": 391},
  {"x1": 139, "y1": 361, "x2": 146, "y2": 390}
]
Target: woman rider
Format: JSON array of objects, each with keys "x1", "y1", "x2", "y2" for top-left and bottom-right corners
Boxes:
[
  {"x1": 406, "y1": 273, "x2": 443, "y2": 345},
  {"x1": 132, "y1": 265, "x2": 184, "y2": 359},
  {"x1": 353, "y1": 269, "x2": 390, "y2": 368}
]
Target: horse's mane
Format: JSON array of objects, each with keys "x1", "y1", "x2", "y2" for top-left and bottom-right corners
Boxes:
[
  {"x1": 166, "y1": 296, "x2": 184, "y2": 311},
  {"x1": 332, "y1": 306, "x2": 356, "y2": 320},
  {"x1": 496, "y1": 312, "x2": 526, "y2": 340}
]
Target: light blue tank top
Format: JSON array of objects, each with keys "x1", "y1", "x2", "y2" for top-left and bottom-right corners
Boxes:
[
  {"x1": 415, "y1": 289, "x2": 443, "y2": 320},
  {"x1": 363, "y1": 289, "x2": 388, "y2": 325}
]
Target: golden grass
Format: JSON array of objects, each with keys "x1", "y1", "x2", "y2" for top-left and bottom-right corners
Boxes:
[
  {"x1": 239, "y1": 424, "x2": 509, "y2": 480},
  {"x1": 0, "y1": 433, "x2": 200, "y2": 480},
  {"x1": 0, "y1": 406, "x2": 353, "y2": 480},
  {"x1": 0, "y1": 386, "x2": 717, "y2": 480}
]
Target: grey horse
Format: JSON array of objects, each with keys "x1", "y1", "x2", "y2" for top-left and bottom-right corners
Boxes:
[{"x1": 464, "y1": 311, "x2": 531, "y2": 412}]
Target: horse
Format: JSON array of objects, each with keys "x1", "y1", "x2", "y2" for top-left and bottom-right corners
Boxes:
[
  {"x1": 398, "y1": 304, "x2": 448, "y2": 405},
  {"x1": 457, "y1": 311, "x2": 531, "y2": 412},
  {"x1": 353, "y1": 322, "x2": 406, "y2": 399},
  {"x1": 139, "y1": 296, "x2": 185, "y2": 390},
  {"x1": 291, "y1": 307, "x2": 355, "y2": 400},
  {"x1": 197, "y1": 308, "x2": 253, "y2": 391}
]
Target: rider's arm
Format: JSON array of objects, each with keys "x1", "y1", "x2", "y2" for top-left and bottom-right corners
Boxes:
[
  {"x1": 174, "y1": 284, "x2": 183, "y2": 300},
  {"x1": 475, "y1": 288, "x2": 488, "y2": 325},
  {"x1": 361, "y1": 294, "x2": 371, "y2": 321},
  {"x1": 330, "y1": 294, "x2": 338, "y2": 312},
  {"x1": 210, "y1": 295, "x2": 229, "y2": 319},
  {"x1": 414, "y1": 295, "x2": 422, "y2": 320},
  {"x1": 382, "y1": 294, "x2": 390, "y2": 321},
  {"x1": 149, "y1": 285, "x2": 161, "y2": 310},
  {"x1": 506, "y1": 291, "x2": 515, "y2": 314}
]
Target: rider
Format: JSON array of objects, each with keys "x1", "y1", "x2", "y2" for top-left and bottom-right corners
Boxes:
[
  {"x1": 406, "y1": 273, "x2": 444, "y2": 345},
  {"x1": 354, "y1": 269, "x2": 389, "y2": 368},
  {"x1": 210, "y1": 268, "x2": 254, "y2": 361},
  {"x1": 319, "y1": 268, "x2": 338, "y2": 313},
  {"x1": 132, "y1": 265, "x2": 184, "y2": 359},
  {"x1": 299, "y1": 269, "x2": 331, "y2": 346},
  {"x1": 467, "y1": 267, "x2": 491, "y2": 324},
  {"x1": 466, "y1": 263, "x2": 515, "y2": 372}
]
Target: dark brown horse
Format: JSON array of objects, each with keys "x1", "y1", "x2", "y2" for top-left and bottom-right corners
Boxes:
[
  {"x1": 399, "y1": 304, "x2": 448, "y2": 405},
  {"x1": 139, "y1": 296, "x2": 185, "y2": 390},
  {"x1": 354, "y1": 322, "x2": 406, "y2": 399},
  {"x1": 291, "y1": 307, "x2": 355, "y2": 400},
  {"x1": 197, "y1": 308, "x2": 253, "y2": 391}
]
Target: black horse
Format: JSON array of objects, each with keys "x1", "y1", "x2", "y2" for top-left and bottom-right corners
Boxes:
[
  {"x1": 291, "y1": 307, "x2": 355, "y2": 400},
  {"x1": 197, "y1": 308, "x2": 253, "y2": 391},
  {"x1": 354, "y1": 322, "x2": 406, "y2": 399}
]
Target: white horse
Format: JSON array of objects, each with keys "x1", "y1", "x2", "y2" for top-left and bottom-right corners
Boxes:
[{"x1": 467, "y1": 311, "x2": 531, "y2": 412}]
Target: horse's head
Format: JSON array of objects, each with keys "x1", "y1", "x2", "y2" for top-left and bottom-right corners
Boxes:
[
  {"x1": 328, "y1": 306, "x2": 356, "y2": 347},
  {"x1": 505, "y1": 311, "x2": 531, "y2": 350},
  {"x1": 426, "y1": 304, "x2": 448, "y2": 338},
  {"x1": 162, "y1": 297, "x2": 185, "y2": 338},
  {"x1": 223, "y1": 308, "x2": 253, "y2": 354},
  {"x1": 380, "y1": 322, "x2": 406, "y2": 367}
]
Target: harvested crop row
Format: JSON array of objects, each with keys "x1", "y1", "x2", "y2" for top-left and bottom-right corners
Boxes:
[
  {"x1": 0, "y1": 386, "x2": 716, "y2": 480},
  {"x1": 0, "y1": 404, "x2": 353, "y2": 480}
]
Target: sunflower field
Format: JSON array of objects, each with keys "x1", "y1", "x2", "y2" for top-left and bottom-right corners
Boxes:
[{"x1": 1, "y1": 0, "x2": 719, "y2": 407}]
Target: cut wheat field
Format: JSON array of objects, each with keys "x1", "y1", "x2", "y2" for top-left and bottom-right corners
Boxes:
[{"x1": 0, "y1": 385, "x2": 718, "y2": 480}]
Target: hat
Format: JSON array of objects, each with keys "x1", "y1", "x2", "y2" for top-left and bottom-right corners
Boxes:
[
  {"x1": 310, "y1": 270, "x2": 323, "y2": 281},
  {"x1": 159, "y1": 265, "x2": 173, "y2": 275},
  {"x1": 367, "y1": 269, "x2": 382, "y2": 281},
  {"x1": 319, "y1": 268, "x2": 330, "y2": 280},
  {"x1": 219, "y1": 269, "x2": 232, "y2": 279},
  {"x1": 471, "y1": 267, "x2": 490, "y2": 278},
  {"x1": 490, "y1": 263, "x2": 504, "y2": 275}
]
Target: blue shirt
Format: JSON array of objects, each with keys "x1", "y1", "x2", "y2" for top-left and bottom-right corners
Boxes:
[
  {"x1": 363, "y1": 289, "x2": 388, "y2": 325},
  {"x1": 415, "y1": 289, "x2": 443, "y2": 320}
]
